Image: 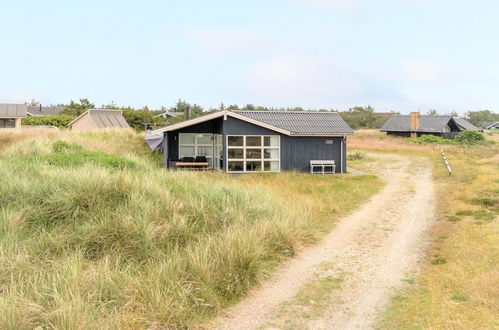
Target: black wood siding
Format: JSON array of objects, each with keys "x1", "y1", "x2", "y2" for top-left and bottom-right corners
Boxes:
[
  {"x1": 165, "y1": 118, "x2": 223, "y2": 161},
  {"x1": 223, "y1": 117, "x2": 346, "y2": 173},
  {"x1": 163, "y1": 116, "x2": 347, "y2": 173}
]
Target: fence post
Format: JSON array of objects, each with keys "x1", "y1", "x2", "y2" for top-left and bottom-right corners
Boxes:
[{"x1": 440, "y1": 149, "x2": 452, "y2": 176}]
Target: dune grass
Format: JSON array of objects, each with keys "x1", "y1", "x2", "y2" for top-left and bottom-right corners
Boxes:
[
  {"x1": 0, "y1": 129, "x2": 381, "y2": 329},
  {"x1": 350, "y1": 130, "x2": 499, "y2": 329}
]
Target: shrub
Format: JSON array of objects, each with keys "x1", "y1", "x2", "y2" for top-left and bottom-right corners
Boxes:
[
  {"x1": 21, "y1": 114, "x2": 75, "y2": 128},
  {"x1": 455, "y1": 130, "x2": 486, "y2": 144},
  {"x1": 431, "y1": 258, "x2": 447, "y2": 265},
  {"x1": 348, "y1": 152, "x2": 365, "y2": 160},
  {"x1": 412, "y1": 134, "x2": 454, "y2": 145},
  {"x1": 455, "y1": 210, "x2": 473, "y2": 216}
]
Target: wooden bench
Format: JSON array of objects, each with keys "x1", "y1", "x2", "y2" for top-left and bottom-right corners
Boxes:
[
  {"x1": 310, "y1": 160, "x2": 336, "y2": 174},
  {"x1": 174, "y1": 162, "x2": 209, "y2": 170}
]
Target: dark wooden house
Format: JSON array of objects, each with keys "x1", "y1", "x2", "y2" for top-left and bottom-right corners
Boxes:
[
  {"x1": 149, "y1": 110, "x2": 354, "y2": 173},
  {"x1": 380, "y1": 112, "x2": 478, "y2": 139}
]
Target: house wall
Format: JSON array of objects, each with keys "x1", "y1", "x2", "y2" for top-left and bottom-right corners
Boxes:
[
  {"x1": 70, "y1": 113, "x2": 97, "y2": 131},
  {"x1": 0, "y1": 117, "x2": 23, "y2": 129},
  {"x1": 165, "y1": 118, "x2": 223, "y2": 163},
  {"x1": 163, "y1": 116, "x2": 348, "y2": 173},
  {"x1": 223, "y1": 116, "x2": 346, "y2": 173}
]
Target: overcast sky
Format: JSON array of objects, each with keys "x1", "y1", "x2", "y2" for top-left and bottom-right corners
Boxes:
[{"x1": 1, "y1": 0, "x2": 498, "y2": 114}]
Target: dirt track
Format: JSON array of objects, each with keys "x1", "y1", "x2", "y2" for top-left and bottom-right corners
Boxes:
[{"x1": 212, "y1": 154, "x2": 435, "y2": 330}]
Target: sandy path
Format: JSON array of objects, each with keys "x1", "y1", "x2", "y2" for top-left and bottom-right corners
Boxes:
[{"x1": 212, "y1": 154, "x2": 435, "y2": 330}]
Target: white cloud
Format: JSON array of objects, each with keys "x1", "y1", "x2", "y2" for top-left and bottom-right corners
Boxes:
[
  {"x1": 185, "y1": 28, "x2": 273, "y2": 56},
  {"x1": 0, "y1": 88, "x2": 46, "y2": 104},
  {"x1": 301, "y1": 0, "x2": 361, "y2": 11},
  {"x1": 244, "y1": 53, "x2": 362, "y2": 107},
  {"x1": 402, "y1": 59, "x2": 445, "y2": 83}
]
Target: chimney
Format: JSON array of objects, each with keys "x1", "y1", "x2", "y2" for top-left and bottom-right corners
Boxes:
[
  {"x1": 185, "y1": 107, "x2": 191, "y2": 121},
  {"x1": 410, "y1": 112, "x2": 420, "y2": 138}
]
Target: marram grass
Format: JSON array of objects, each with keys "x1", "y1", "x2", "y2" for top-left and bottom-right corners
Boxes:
[{"x1": 0, "y1": 129, "x2": 381, "y2": 329}]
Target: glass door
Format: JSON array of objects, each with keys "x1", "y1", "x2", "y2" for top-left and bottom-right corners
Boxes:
[{"x1": 214, "y1": 134, "x2": 223, "y2": 170}]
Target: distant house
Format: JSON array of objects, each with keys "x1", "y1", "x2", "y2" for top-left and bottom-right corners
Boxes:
[
  {"x1": 154, "y1": 111, "x2": 183, "y2": 119},
  {"x1": 69, "y1": 109, "x2": 130, "y2": 131},
  {"x1": 27, "y1": 105, "x2": 64, "y2": 117},
  {"x1": 380, "y1": 112, "x2": 478, "y2": 139},
  {"x1": 483, "y1": 121, "x2": 499, "y2": 130},
  {"x1": 0, "y1": 103, "x2": 27, "y2": 129},
  {"x1": 149, "y1": 110, "x2": 354, "y2": 173}
]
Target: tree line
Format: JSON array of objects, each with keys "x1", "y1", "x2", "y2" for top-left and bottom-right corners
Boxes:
[{"x1": 22, "y1": 98, "x2": 497, "y2": 130}]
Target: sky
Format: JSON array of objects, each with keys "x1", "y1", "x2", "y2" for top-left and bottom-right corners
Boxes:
[{"x1": 1, "y1": 0, "x2": 498, "y2": 114}]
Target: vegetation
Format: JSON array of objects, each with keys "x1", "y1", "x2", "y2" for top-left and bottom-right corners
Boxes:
[
  {"x1": 408, "y1": 130, "x2": 494, "y2": 146},
  {"x1": 21, "y1": 114, "x2": 75, "y2": 128},
  {"x1": 0, "y1": 129, "x2": 381, "y2": 329},
  {"x1": 349, "y1": 130, "x2": 498, "y2": 329},
  {"x1": 339, "y1": 106, "x2": 395, "y2": 129},
  {"x1": 454, "y1": 129, "x2": 487, "y2": 144},
  {"x1": 411, "y1": 134, "x2": 454, "y2": 145},
  {"x1": 464, "y1": 109, "x2": 499, "y2": 127}
]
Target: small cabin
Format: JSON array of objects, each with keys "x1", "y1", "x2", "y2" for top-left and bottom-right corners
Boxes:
[
  {"x1": 381, "y1": 112, "x2": 478, "y2": 139},
  {"x1": 148, "y1": 110, "x2": 354, "y2": 174},
  {"x1": 69, "y1": 109, "x2": 130, "y2": 131},
  {"x1": 0, "y1": 104, "x2": 27, "y2": 129}
]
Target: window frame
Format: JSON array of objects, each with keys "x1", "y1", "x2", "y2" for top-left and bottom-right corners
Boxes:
[
  {"x1": 226, "y1": 135, "x2": 280, "y2": 173},
  {"x1": 178, "y1": 133, "x2": 214, "y2": 167}
]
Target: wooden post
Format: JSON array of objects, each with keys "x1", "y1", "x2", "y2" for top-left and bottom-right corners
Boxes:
[{"x1": 440, "y1": 149, "x2": 452, "y2": 176}]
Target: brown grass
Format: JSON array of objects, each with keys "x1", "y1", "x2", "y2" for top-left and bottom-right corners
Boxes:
[
  {"x1": 0, "y1": 128, "x2": 382, "y2": 329},
  {"x1": 350, "y1": 130, "x2": 499, "y2": 329}
]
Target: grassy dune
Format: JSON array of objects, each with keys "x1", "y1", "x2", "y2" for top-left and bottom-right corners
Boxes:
[
  {"x1": 0, "y1": 129, "x2": 381, "y2": 329},
  {"x1": 350, "y1": 130, "x2": 498, "y2": 329}
]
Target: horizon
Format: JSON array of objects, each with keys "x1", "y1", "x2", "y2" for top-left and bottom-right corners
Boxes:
[{"x1": 1, "y1": 1, "x2": 499, "y2": 115}]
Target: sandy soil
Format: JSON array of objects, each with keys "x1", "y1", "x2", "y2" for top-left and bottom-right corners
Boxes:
[{"x1": 211, "y1": 154, "x2": 435, "y2": 330}]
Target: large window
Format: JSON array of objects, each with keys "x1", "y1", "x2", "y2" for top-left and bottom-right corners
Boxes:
[
  {"x1": 179, "y1": 133, "x2": 214, "y2": 167},
  {"x1": 227, "y1": 135, "x2": 280, "y2": 172}
]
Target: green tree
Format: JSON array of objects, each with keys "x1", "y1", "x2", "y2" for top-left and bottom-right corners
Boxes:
[
  {"x1": 340, "y1": 106, "x2": 377, "y2": 129},
  {"x1": 22, "y1": 114, "x2": 75, "y2": 128},
  {"x1": 63, "y1": 98, "x2": 95, "y2": 116},
  {"x1": 464, "y1": 110, "x2": 499, "y2": 127}
]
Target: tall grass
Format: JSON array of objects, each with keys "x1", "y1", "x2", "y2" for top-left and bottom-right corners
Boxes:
[
  {"x1": 350, "y1": 130, "x2": 499, "y2": 329},
  {"x1": 0, "y1": 129, "x2": 381, "y2": 328}
]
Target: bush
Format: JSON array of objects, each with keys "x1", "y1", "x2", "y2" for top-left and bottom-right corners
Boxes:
[
  {"x1": 412, "y1": 134, "x2": 454, "y2": 145},
  {"x1": 348, "y1": 152, "x2": 365, "y2": 160},
  {"x1": 21, "y1": 114, "x2": 75, "y2": 128},
  {"x1": 455, "y1": 130, "x2": 486, "y2": 144}
]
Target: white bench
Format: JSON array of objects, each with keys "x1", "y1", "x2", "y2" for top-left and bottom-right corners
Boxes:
[{"x1": 310, "y1": 160, "x2": 336, "y2": 174}]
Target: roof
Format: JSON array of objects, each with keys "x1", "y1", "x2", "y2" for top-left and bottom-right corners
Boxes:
[
  {"x1": 483, "y1": 121, "x2": 498, "y2": 129},
  {"x1": 234, "y1": 111, "x2": 354, "y2": 135},
  {"x1": 154, "y1": 111, "x2": 183, "y2": 118},
  {"x1": 0, "y1": 103, "x2": 27, "y2": 117},
  {"x1": 27, "y1": 106, "x2": 64, "y2": 116},
  {"x1": 452, "y1": 117, "x2": 479, "y2": 131},
  {"x1": 69, "y1": 109, "x2": 130, "y2": 128},
  {"x1": 380, "y1": 115, "x2": 477, "y2": 133},
  {"x1": 151, "y1": 110, "x2": 354, "y2": 136}
]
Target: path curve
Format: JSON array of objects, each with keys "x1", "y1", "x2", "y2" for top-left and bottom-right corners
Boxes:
[{"x1": 212, "y1": 154, "x2": 435, "y2": 330}]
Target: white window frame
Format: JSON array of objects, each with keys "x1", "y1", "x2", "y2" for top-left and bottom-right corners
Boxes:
[
  {"x1": 226, "y1": 135, "x2": 281, "y2": 173},
  {"x1": 178, "y1": 133, "x2": 214, "y2": 167},
  {"x1": 214, "y1": 134, "x2": 223, "y2": 171}
]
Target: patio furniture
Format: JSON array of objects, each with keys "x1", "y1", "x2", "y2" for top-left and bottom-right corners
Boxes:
[{"x1": 310, "y1": 160, "x2": 336, "y2": 174}]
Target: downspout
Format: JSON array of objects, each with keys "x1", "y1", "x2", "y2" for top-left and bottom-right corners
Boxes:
[{"x1": 340, "y1": 136, "x2": 344, "y2": 173}]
